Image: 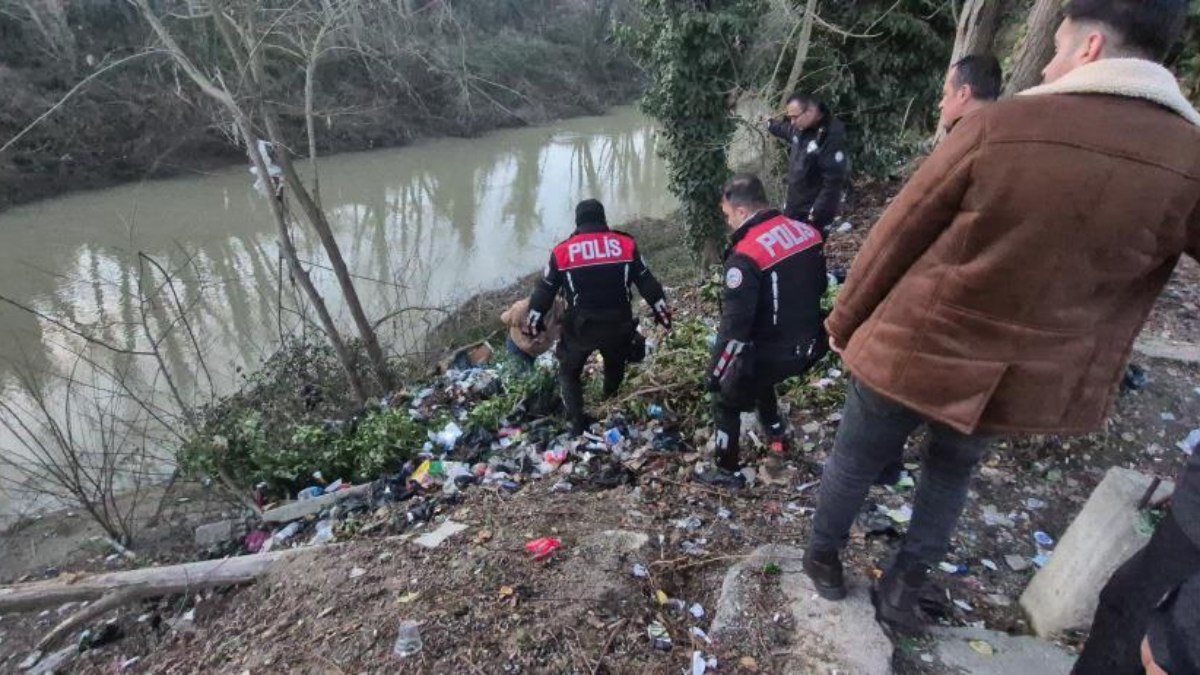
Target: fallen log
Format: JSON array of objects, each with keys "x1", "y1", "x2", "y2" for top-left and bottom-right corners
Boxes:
[
  {"x1": 35, "y1": 588, "x2": 140, "y2": 652},
  {"x1": 0, "y1": 546, "x2": 323, "y2": 614}
]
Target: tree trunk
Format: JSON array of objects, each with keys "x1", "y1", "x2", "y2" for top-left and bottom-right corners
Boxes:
[
  {"x1": 0, "y1": 548, "x2": 319, "y2": 613},
  {"x1": 132, "y1": 0, "x2": 370, "y2": 404},
  {"x1": 779, "y1": 0, "x2": 818, "y2": 107},
  {"x1": 950, "y1": 0, "x2": 1001, "y2": 63},
  {"x1": 1005, "y1": 0, "x2": 1063, "y2": 95},
  {"x1": 233, "y1": 10, "x2": 392, "y2": 392}
]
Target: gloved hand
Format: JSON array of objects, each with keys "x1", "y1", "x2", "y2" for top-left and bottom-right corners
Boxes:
[
  {"x1": 652, "y1": 299, "x2": 672, "y2": 331},
  {"x1": 705, "y1": 373, "x2": 722, "y2": 393},
  {"x1": 526, "y1": 309, "x2": 545, "y2": 338}
]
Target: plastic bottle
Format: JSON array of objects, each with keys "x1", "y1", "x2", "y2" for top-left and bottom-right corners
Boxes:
[{"x1": 392, "y1": 620, "x2": 423, "y2": 658}]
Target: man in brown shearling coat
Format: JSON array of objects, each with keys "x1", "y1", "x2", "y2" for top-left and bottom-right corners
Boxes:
[{"x1": 801, "y1": 0, "x2": 1200, "y2": 637}]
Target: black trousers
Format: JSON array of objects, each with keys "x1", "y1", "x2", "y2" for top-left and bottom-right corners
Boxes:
[
  {"x1": 1073, "y1": 512, "x2": 1200, "y2": 674},
  {"x1": 556, "y1": 315, "x2": 633, "y2": 430},
  {"x1": 713, "y1": 376, "x2": 787, "y2": 471}
]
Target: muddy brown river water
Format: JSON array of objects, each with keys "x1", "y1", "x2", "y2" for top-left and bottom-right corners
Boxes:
[{"x1": 0, "y1": 106, "x2": 673, "y2": 526}]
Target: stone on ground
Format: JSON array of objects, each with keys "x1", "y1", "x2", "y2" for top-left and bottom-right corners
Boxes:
[
  {"x1": 711, "y1": 544, "x2": 892, "y2": 675},
  {"x1": 1020, "y1": 467, "x2": 1174, "y2": 637},
  {"x1": 193, "y1": 519, "x2": 243, "y2": 548},
  {"x1": 413, "y1": 520, "x2": 468, "y2": 548},
  {"x1": 930, "y1": 626, "x2": 1076, "y2": 675}
]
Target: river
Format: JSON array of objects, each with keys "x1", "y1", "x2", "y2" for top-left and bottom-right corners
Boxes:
[{"x1": 0, "y1": 106, "x2": 673, "y2": 527}]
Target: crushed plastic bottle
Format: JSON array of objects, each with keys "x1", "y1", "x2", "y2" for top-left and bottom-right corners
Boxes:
[
  {"x1": 273, "y1": 522, "x2": 301, "y2": 542},
  {"x1": 311, "y1": 519, "x2": 334, "y2": 545},
  {"x1": 392, "y1": 620, "x2": 423, "y2": 658},
  {"x1": 604, "y1": 428, "x2": 624, "y2": 446},
  {"x1": 297, "y1": 486, "x2": 323, "y2": 501}
]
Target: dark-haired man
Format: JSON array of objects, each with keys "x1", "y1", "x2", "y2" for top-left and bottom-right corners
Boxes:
[
  {"x1": 937, "y1": 53, "x2": 1002, "y2": 133},
  {"x1": 698, "y1": 174, "x2": 828, "y2": 489},
  {"x1": 527, "y1": 199, "x2": 671, "y2": 436},
  {"x1": 766, "y1": 94, "x2": 849, "y2": 235},
  {"x1": 803, "y1": 0, "x2": 1199, "y2": 638}
]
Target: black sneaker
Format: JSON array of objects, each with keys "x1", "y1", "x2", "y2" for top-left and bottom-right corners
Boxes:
[
  {"x1": 803, "y1": 547, "x2": 847, "y2": 600},
  {"x1": 695, "y1": 468, "x2": 746, "y2": 490}
]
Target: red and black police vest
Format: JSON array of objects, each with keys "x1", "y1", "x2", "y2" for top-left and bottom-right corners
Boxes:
[
  {"x1": 553, "y1": 231, "x2": 636, "y2": 271},
  {"x1": 733, "y1": 214, "x2": 823, "y2": 270}
]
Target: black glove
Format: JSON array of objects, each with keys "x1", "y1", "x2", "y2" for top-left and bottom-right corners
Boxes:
[
  {"x1": 526, "y1": 309, "x2": 545, "y2": 337},
  {"x1": 652, "y1": 299, "x2": 672, "y2": 331},
  {"x1": 705, "y1": 373, "x2": 722, "y2": 393}
]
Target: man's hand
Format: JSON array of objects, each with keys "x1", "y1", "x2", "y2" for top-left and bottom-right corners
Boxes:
[
  {"x1": 652, "y1": 299, "x2": 673, "y2": 331},
  {"x1": 829, "y1": 335, "x2": 844, "y2": 356},
  {"x1": 705, "y1": 373, "x2": 722, "y2": 393}
]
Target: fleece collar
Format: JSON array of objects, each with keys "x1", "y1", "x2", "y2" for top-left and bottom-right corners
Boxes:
[{"x1": 1019, "y1": 58, "x2": 1200, "y2": 127}]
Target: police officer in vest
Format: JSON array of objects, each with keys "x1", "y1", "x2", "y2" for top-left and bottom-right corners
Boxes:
[
  {"x1": 766, "y1": 94, "x2": 849, "y2": 236},
  {"x1": 527, "y1": 199, "x2": 671, "y2": 435},
  {"x1": 700, "y1": 174, "x2": 828, "y2": 488}
]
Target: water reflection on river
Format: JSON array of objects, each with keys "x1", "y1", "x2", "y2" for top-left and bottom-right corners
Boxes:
[{"x1": 0, "y1": 106, "x2": 672, "y2": 524}]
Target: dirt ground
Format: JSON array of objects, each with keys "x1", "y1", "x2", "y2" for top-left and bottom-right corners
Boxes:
[{"x1": 2, "y1": 180, "x2": 1199, "y2": 674}]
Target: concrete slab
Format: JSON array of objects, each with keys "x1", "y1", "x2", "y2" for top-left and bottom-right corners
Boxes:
[
  {"x1": 1020, "y1": 467, "x2": 1173, "y2": 637},
  {"x1": 711, "y1": 544, "x2": 892, "y2": 675},
  {"x1": 931, "y1": 626, "x2": 1076, "y2": 675},
  {"x1": 193, "y1": 519, "x2": 243, "y2": 548}
]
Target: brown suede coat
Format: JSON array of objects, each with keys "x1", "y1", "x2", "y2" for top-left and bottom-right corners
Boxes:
[{"x1": 827, "y1": 60, "x2": 1200, "y2": 435}]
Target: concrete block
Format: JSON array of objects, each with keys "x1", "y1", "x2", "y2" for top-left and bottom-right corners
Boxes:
[
  {"x1": 930, "y1": 626, "x2": 1076, "y2": 675},
  {"x1": 1020, "y1": 467, "x2": 1174, "y2": 637},
  {"x1": 712, "y1": 545, "x2": 891, "y2": 675},
  {"x1": 193, "y1": 519, "x2": 244, "y2": 548}
]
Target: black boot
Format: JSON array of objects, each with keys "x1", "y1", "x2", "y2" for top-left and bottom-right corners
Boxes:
[
  {"x1": 803, "y1": 547, "x2": 847, "y2": 600},
  {"x1": 872, "y1": 553, "x2": 932, "y2": 635},
  {"x1": 695, "y1": 466, "x2": 747, "y2": 490}
]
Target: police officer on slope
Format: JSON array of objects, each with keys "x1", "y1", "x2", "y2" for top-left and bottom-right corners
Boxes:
[
  {"x1": 766, "y1": 94, "x2": 849, "y2": 235},
  {"x1": 700, "y1": 174, "x2": 828, "y2": 489},
  {"x1": 527, "y1": 199, "x2": 671, "y2": 435}
]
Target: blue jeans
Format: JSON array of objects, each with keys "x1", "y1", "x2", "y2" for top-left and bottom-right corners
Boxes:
[
  {"x1": 505, "y1": 336, "x2": 536, "y2": 371},
  {"x1": 809, "y1": 378, "x2": 991, "y2": 567}
]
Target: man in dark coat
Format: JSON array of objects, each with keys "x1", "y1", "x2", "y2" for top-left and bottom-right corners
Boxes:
[{"x1": 766, "y1": 94, "x2": 849, "y2": 235}]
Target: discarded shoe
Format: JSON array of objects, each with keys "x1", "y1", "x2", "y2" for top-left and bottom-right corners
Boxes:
[
  {"x1": 802, "y1": 547, "x2": 847, "y2": 600},
  {"x1": 695, "y1": 468, "x2": 746, "y2": 490}
]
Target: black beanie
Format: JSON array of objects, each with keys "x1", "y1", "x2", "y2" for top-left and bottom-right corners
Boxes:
[
  {"x1": 1146, "y1": 572, "x2": 1200, "y2": 675},
  {"x1": 575, "y1": 199, "x2": 607, "y2": 227}
]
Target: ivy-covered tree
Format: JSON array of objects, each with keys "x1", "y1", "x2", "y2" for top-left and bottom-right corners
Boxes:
[{"x1": 620, "y1": 0, "x2": 763, "y2": 259}]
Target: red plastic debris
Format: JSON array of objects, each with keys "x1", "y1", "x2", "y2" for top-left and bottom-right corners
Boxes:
[
  {"x1": 525, "y1": 537, "x2": 562, "y2": 561},
  {"x1": 244, "y1": 530, "x2": 271, "y2": 554}
]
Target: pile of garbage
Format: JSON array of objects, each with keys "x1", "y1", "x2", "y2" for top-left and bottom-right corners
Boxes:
[{"x1": 206, "y1": 346, "x2": 699, "y2": 556}]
